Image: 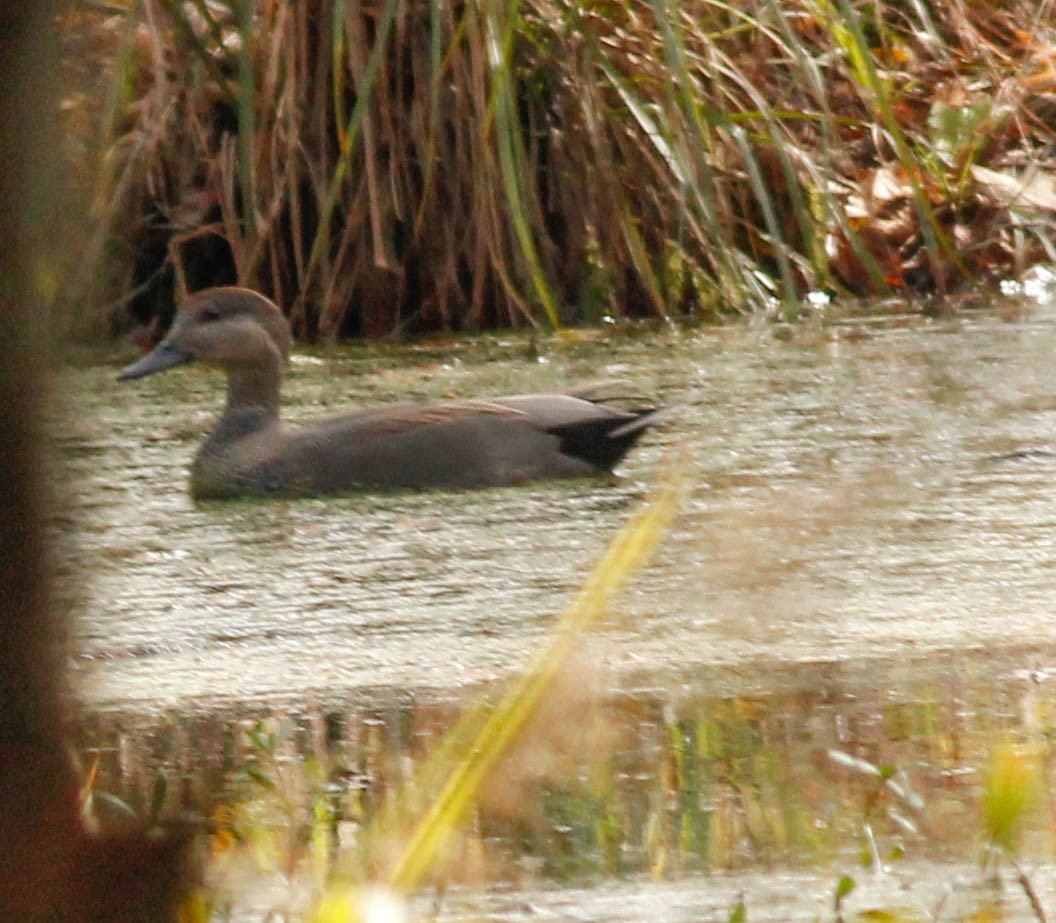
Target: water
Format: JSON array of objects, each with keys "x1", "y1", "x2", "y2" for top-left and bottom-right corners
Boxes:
[
  {"x1": 61, "y1": 300, "x2": 1056, "y2": 708},
  {"x1": 55, "y1": 296, "x2": 1056, "y2": 919}
]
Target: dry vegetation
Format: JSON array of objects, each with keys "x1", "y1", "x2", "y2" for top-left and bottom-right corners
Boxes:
[{"x1": 61, "y1": 0, "x2": 1056, "y2": 340}]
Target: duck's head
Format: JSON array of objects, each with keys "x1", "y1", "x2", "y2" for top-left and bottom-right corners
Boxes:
[{"x1": 118, "y1": 287, "x2": 293, "y2": 381}]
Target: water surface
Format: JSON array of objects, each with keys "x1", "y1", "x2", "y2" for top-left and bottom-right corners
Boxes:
[
  {"x1": 57, "y1": 296, "x2": 1056, "y2": 920},
  {"x1": 61, "y1": 300, "x2": 1056, "y2": 709}
]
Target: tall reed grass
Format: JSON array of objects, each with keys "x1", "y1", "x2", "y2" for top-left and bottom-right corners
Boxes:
[{"x1": 62, "y1": 0, "x2": 1056, "y2": 338}]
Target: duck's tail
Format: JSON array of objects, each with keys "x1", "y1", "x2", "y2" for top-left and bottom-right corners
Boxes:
[{"x1": 555, "y1": 404, "x2": 666, "y2": 472}]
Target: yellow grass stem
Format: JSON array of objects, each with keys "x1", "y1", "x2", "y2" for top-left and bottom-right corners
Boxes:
[{"x1": 384, "y1": 450, "x2": 688, "y2": 890}]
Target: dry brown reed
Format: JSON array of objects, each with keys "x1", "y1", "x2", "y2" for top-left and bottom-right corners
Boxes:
[{"x1": 61, "y1": 0, "x2": 1056, "y2": 339}]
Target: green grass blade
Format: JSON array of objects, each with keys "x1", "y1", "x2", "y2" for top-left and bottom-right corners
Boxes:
[{"x1": 486, "y1": 0, "x2": 560, "y2": 329}]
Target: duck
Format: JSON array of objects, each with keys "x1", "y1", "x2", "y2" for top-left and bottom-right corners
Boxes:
[{"x1": 118, "y1": 287, "x2": 663, "y2": 499}]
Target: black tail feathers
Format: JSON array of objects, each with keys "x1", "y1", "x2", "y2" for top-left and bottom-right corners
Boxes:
[{"x1": 555, "y1": 406, "x2": 665, "y2": 471}]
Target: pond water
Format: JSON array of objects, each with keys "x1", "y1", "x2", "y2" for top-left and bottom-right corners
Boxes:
[{"x1": 57, "y1": 292, "x2": 1056, "y2": 920}]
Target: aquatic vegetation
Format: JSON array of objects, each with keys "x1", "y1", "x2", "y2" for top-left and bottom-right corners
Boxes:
[
  {"x1": 983, "y1": 740, "x2": 1043, "y2": 855},
  {"x1": 59, "y1": 0, "x2": 1056, "y2": 337},
  {"x1": 77, "y1": 644, "x2": 1056, "y2": 920}
]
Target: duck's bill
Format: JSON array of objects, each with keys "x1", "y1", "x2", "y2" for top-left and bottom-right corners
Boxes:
[{"x1": 117, "y1": 341, "x2": 194, "y2": 380}]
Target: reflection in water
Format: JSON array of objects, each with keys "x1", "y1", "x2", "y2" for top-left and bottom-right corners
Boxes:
[
  {"x1": 77, "y1": 652, "x2": 1055, "y2": 920},
  {"x1": 56, "y1": 298, "x2": 1056, "y2": 918}
]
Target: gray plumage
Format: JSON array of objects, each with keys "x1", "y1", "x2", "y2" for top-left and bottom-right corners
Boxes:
[{"x1": 119, "y1": 287, "x2": 662, "y2": 499}]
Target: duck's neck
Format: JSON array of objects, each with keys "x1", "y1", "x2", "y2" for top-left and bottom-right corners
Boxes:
[
  {"x1": 224, "y1": 363, "x2": 282, "y2": 421},
  {"x1": 193, "y1": 356, "x2": 286, "y2": 495}
]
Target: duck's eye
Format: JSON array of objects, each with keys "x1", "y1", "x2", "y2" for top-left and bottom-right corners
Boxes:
[{"x1": 199, "y1": 307, "x2": 222, "y2": 323}]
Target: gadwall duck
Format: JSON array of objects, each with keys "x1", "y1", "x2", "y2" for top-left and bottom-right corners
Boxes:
[{"x1": 119, "y1": 287, "x2": 663, "y2": 499}]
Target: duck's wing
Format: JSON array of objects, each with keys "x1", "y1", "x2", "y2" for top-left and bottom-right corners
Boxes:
[
  {"x1": 559, "y1": 379, "x2": 655, "y2": 407},
  {"x1": 488, "y1": 393, "x2": 640, "y2": 430},
  {"x1": 324, "y1": 390, "x2": 657, "y2": 435},
  {"x1": 316, "y1": 398, "x2": 529, "y2": 438}
]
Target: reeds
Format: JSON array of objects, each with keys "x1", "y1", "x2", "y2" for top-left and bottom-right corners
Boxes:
[{"x1": 62, "y1": 0, "x2": 1056, "y2": 337}]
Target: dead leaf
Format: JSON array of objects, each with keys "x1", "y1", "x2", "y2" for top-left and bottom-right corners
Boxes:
[{"x1": 971, "y1": 165, "x2": 1056, "y2": 211}]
